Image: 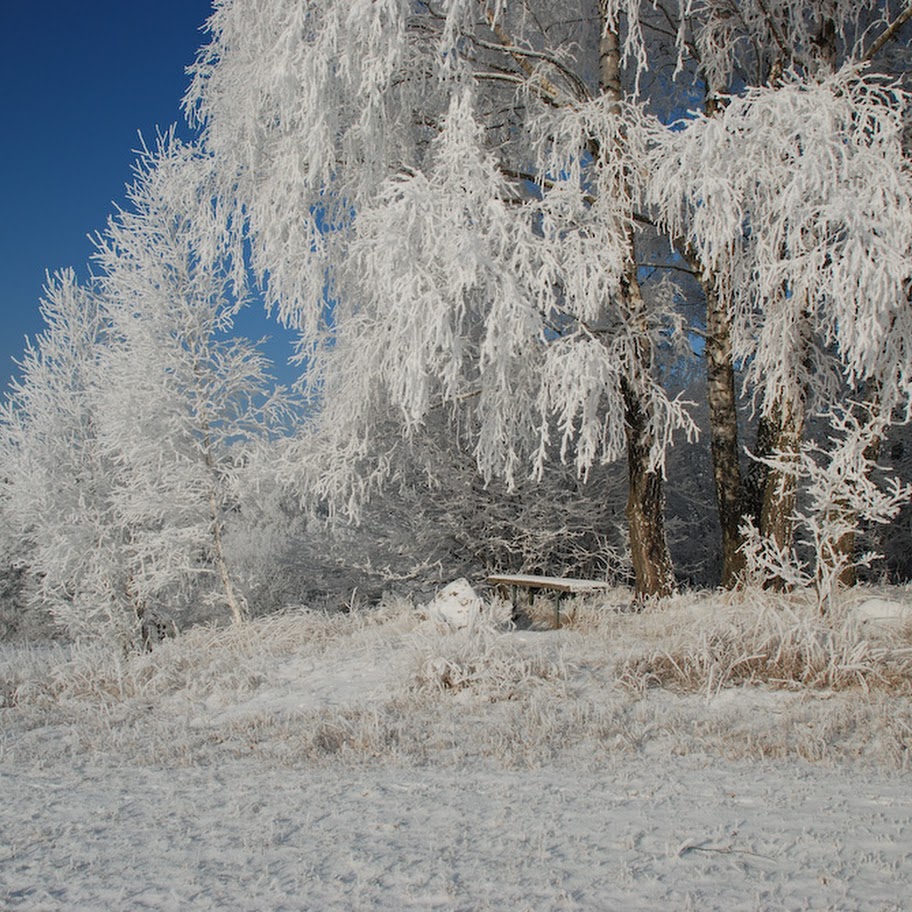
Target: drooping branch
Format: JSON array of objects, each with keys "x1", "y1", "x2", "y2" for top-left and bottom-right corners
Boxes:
[{"x1": 475, "y1": 0, "x2": 568, "y2": 104}]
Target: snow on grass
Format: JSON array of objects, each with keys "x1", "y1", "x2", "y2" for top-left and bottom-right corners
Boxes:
[
  {"x1": 616, "y1": 589, "x2": 912, "y2": 696},
  {"x1": 2, "y1": 587, "x2": 912, "y2": 909}
]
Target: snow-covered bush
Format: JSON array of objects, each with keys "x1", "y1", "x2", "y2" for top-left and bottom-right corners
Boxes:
[
  {"x1": 0, "y1": 138, "x2": 294, "y2": 648},
  {"x1": 0, "y1": 271, "x2": 135, "y2": 645},
  {"x1": 739, "y1": 408, "x2": 912, "y2": 608},
  {"x1": 92, "y1": 134, "x2": 292, "y2": 631}
]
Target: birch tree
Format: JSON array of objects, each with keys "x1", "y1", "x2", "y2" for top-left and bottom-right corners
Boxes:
[
  {"x1": 0, "y1": 271, "x2": 131, "y2": 642},
  {"x1": 185, "y1": 0, "x2": 695, "y2": 598},
  {"x1": 183, "y1": 0, "x2": 912, "y2": 594},
  {"x1": 92, "y1": 134, "x2": 288, "y2": 628},
  {"x1": 648, "y1": 1, "x2": 912, "y2": 584}
]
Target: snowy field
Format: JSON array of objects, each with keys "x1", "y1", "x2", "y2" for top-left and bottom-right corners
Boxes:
[{"x1": 2, "y1": 587, "x2": 912, "y2": 911}]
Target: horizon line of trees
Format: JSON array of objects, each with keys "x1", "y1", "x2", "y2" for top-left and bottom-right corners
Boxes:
[{"x1": 3, "y1": 0, "x2": 912, "y2": 648}]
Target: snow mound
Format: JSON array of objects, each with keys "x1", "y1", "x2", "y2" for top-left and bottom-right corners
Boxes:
[
  {"x1": 426, "y1": 578, "x2": 482, "y2": 629},
  {"x1": 853, "y1": 598, "x2": 912, "y2": 628}
]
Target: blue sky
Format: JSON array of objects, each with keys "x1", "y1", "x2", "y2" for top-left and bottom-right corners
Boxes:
[{"x1": 0, "y1": 1, "x2": 297, "y2": 394}]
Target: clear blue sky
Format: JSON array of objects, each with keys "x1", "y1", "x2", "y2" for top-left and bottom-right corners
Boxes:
[{"x1": 0, "y1": 1, "x2": 296, "y2": 394}]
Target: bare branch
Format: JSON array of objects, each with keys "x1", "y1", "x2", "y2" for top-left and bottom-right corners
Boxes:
[
  {"x1": 470, "y1": 34, "x2": 592, "y2": 102},
  {"x1": 864, "y1": 2, "x2": 912, "y2": 61}
]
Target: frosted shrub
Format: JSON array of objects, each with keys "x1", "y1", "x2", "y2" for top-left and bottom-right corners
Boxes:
[
  {"x1": 740, "y1": 409, "x2": 912, "y2": 609},
  {"x1": 410, "y1": 607, "x2": 567, "y2": 700}
]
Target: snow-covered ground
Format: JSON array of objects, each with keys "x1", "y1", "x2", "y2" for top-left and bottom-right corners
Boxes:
[{"x1": 2, "y1": 588, "x2": 911, "y2": 911}]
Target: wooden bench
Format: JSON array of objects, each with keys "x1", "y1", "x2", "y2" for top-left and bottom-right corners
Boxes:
[{"x1": 486, "y1": 573, "x2": 611, "y2": 628}]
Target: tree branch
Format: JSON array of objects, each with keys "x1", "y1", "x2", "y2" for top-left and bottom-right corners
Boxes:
[
  {"x1": 754, "y1": 0, "x2": 790, "y2": 62},
  {"x1": 475, "y1": 0, "x2": 567, "y2": 104},
  {"x1": 470, "y1": 34, "x2": 592, "y2": 102},
  {"x1": 864, "y1": 2, "x2": 912, "y2": 61}
]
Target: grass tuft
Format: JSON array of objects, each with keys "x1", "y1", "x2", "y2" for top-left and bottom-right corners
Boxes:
[{"x1": 616, "y1": 590, "x2": 912, "y2": 697}]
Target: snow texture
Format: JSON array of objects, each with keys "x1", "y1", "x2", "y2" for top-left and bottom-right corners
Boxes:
[
  {"x1": 2, "y1": 757, "x2": 910, "y2": 911},
  {"x1": 854, "y1": 597, "x2": 912, "y2": 627},
  {"x1": 2, "y1": 591, "x2": 911, "y2": 910}
]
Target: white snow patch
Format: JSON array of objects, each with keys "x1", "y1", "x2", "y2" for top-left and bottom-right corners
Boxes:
[
  {"x1": 853, "y1": 597, "x2": 912, "y2": 628},
  {"x1": 2, "y1": 591, "x2": 912, "y2": 910}
]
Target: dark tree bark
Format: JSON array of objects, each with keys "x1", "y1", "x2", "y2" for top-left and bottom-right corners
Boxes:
[
  {"x1": 621, "y1": 367, "x2": 676, "y2": 599},
  {"x1": 599, "y1": 9, "x2": 676, "y2": 598}
]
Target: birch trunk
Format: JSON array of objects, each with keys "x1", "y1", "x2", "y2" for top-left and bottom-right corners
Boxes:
[
  {"x1": 202, "y1": 421, "x2": 249, "y2": 625},
  {"x1": 758, "y1": 399, "x2": 805, "y2": 556},
  {"x1": 599, "y1": 7, "x2": 675, "y2": 598},
  {"x1": 208, "y1": 488, "x2": 249, "y2": 624},
  {"x1": 742, "y1": 398, "x2": 805, "y2": 590},
  {"x1": 826, "y1": 387, "x2": 883, "y2": 589},
  {"x1": 703, "y1": 277, "x2": 745, "y2": 586},
  {"x1": 621, "y1": 365, "x2": 676, "y2": 598}
]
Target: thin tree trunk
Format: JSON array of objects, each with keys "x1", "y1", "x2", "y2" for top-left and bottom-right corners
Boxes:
[
  {"x1": 599, "y1": 12, "x2": 675, "y2": 599},
  {"x1": 827, "y1": 387, "x2": 883, "y2": 588},
  {"x1": 687, "y1": 256, "x2": 746, "y2": 587},
  {"x1": 201, "y1": 422, "x2": 249, "y2": 625},
  {"x1": 686, "y1": 91, "x2": 747, "y2": 588},
  {"x1": 209, "y1": 488, "x2": 249, "y2": 624},
  {"x1": 705, "y1": 284, "x2": 745, "y2": 586},
  {"x1": 743, "y1": 409, "x2": 779, "y2": 527}
]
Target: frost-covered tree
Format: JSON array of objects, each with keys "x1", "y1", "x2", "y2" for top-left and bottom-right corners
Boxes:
[
  {"x1": 92, "y1": 134, "x2": 289, "y2": 629},
  {"x1": 286, "y1": 403, "x2": 631, "y2": 597},
  {"x1": 739, "y1": 405, "x2": 912, "y2": 611},
  {"x1": 185, "y1": 0, "x2": 700, "y2": 598},
  {"x1": 0, "y1": 271, "x2": 131, "y2": 642},
  {"x1": 647, "y1": 1, "x2": 912, "y2": 583},
  {"x1": 184, "y1": 0, "x2": 912, "y2": 594},
  {"x1": 0, "y1": 136, "x2": 291, "y2": 646}
]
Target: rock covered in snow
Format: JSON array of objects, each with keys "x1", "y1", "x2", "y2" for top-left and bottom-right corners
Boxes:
[{"x1": 426, "y1": 578, "x2": 482, "y2": 629}]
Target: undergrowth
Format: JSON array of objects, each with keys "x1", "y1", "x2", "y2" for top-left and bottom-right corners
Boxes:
[
  {"x1": 2, "y1": 587, "x2": 911, "y2": 770},
  {"x1": 409, "y1": 604, "x2": 568, "y2": 700},
  {"x1": 615, "y1": 590, "x2": 912, "y2": 696}
]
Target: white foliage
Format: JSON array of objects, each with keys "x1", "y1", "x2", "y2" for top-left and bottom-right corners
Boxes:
[
  {"x1": 7, "y1": 0, "x2": 912, "y2": 629},
  {"x1": 186, "y1": 0, "x2": 431, "y2": 337},
  {"x1": 1, "y1": 135, "x2": 293, "y2": 644},
  {"x1": 689, "y1": 0, "x2": 890, "y2": 91},
  {"x1": 0, "y1": 272, "x2": 133, "y2": 642},
  {"x1": 536, "y1": 336, "x2": 626, "y2": 474},
  {"x1": 649, "y1": 65, "x2": 912, "y2": 416},
  {"x1": 186, "y1": 0, "x2": 695, "y2": 512},
  {"x1": 92, "y1": 134, "x2": 290, "y2": 627}
]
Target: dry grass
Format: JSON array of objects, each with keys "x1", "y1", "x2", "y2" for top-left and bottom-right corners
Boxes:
[
  {"x1": 7, "y1": 597, "x2": 418, "y2": 706},
  {"x1": 615, "y1": 589, "x2": 912, "y2": 696},
  {"x1": 409, "y1": 606, "x2": 569, "y2": 700},
  {"x1": 2, "y1": 587, "x2": 911, "y2": 771}
]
